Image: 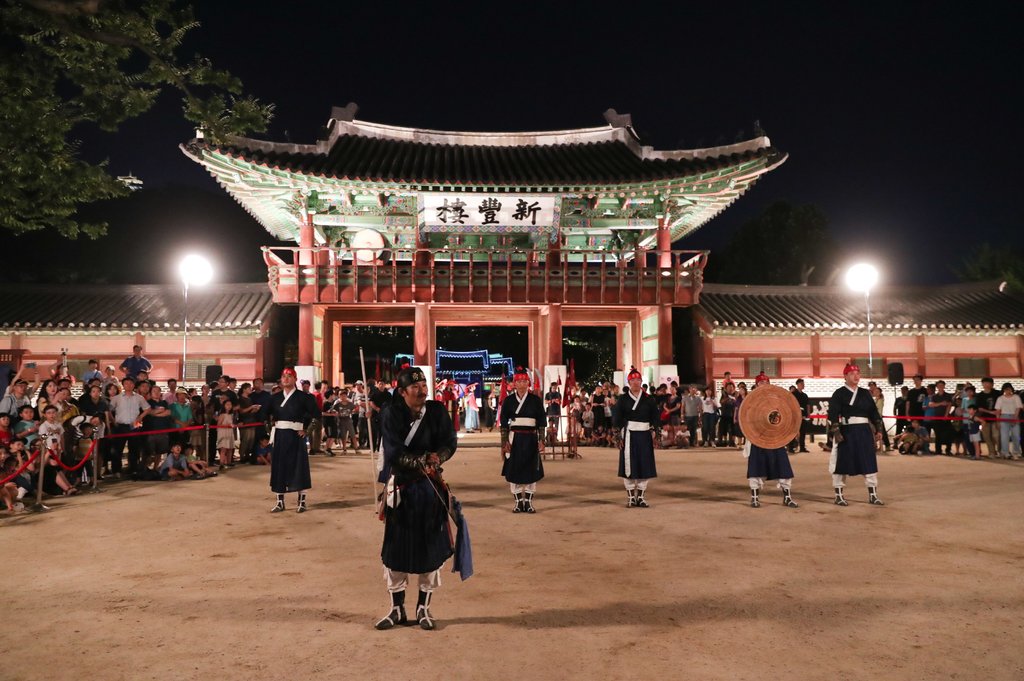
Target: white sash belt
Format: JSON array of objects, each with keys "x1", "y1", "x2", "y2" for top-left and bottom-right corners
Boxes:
[
  {"x1": 510, "y1": 417, "x2": 537, "y2": 428},
  {"x1": 623, "y1": 421, "x2": 651, "y2": 477},
  {"x1": 275, "y1": 420, "x2": 304, "y2": 431},
  {"x1": 843, "y1": 417, "x2": 870, "y2": 425}
]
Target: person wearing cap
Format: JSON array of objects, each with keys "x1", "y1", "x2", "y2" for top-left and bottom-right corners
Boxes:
[
  {"x1": 499, "y1": 367, "x2": 546, "y2": 514},
  {"x1": 376, "y1": 365, "x2": 457, "y2": 631},
  {"x1": 267, "y1": 368, "x2": 320, "y2": 513},
  {"x1": 742, "y1": 373, "x2": 799, "y2": 508},
  {"x1": 612, "y1": 367, "x2": 660, "y2": 507},
  {"x1": 827, "y1": 362, "x2": 885, "y2": 506}
]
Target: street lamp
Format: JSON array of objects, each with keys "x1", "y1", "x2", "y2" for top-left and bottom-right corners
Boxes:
[
  {"x1": 178, "y1": 254, "x2": 213, "y2": 382},
  {"x1": 845, "y1": 263, "x2": 879, "y2": 370}
]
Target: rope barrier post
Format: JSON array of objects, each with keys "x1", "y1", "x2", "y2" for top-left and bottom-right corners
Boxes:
[
  {"x1": 89, "y1": 438, "x2": 102, "y2": 493},
  {"x1": 33, "y1": 449, "x2": 49, "y2": 512},
  {"x1": 204, "y1": 422, "x2": 211, "y2": 466}
]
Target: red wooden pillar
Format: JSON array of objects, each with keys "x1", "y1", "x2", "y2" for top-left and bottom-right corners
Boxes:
[
  {"x1": 298, "y1": 218, "x2": 315, "y2": 366},
  {"x1": 811, "y1": 333, "x2": 821, "y2": 377},
  {"x1": 547, "y1": 304, "x2": 563, "y2": 366},
  {"x1": 657, "y1": 215, "x2": 672, "y2": 269},
  {"x1": 916, "y1": 335, "x2": 927, "y2": 377},
  {"x1": 658, "y1": 304, "x2": 673, "y2": 365},
  {"x1": 414, "y1": 303, "x2": 433, "y2": 366}
]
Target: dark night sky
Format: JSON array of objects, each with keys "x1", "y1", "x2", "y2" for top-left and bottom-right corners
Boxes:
[{"x1": 6, "y1": 1, "x2": 1019, "y2": 286}]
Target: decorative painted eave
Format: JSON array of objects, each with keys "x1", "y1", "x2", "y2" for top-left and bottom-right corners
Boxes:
[
  {"x1": 696, "y1": 280, "x2": 1024, "y2": 336},
  {"x1": 180, "y1": 105, "x2": 786, "y2": 243}
]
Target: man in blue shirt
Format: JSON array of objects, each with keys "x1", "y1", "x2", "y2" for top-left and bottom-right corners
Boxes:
[
  {"x1": 80, "y1": 359, "x2": 103, "y2": 384},
  {"x1": 119, "y1": 345, "x2": 152, "y2": 381}
]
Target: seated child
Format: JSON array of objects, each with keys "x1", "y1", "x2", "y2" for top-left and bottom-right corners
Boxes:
[
  {"x1": 159, "y1": 443, "x2": 192, "y2": 481},
  {"x1": 183, "y1": 444, "x2": 215, "y2": 479},
  {"x1": 255, "y1": 435, "x2": 272, "y2": 465}
]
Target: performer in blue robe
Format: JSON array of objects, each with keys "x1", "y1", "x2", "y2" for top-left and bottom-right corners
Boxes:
[
  {"x1": 612, "y1": 367, "x2": 660, "y2": 508},
  {"x1": 268, "y1": 367, "x2": 320, "y2": 513},
  {"x1": 376, "y1": 366, "x2": 458, "y2": 631},
  {"x1": 828, "y1": 362, "x2": 885, "y2": 506},
  {"x1": 499, "y1": 367, "x2": 546, "y2": 514},
  {"x1": 742, "y1": 373, "x2": 798, "y2": 508}
]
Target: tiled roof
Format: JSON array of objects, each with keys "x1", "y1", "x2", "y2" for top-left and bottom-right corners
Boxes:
[
  {"x1": 206, "y1": 136, "x2": 781, "y2": 187},
  {"x1": 698, "y1": 281, "x2": 1024, "y2": 332},
  {"x1": 0, "y1": 283, "x2": 272, "y2": 331}
]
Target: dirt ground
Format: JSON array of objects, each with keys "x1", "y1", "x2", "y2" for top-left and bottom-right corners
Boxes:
[{"x1": 4, "y1": 435, "x2": 1023, "y2": 681}]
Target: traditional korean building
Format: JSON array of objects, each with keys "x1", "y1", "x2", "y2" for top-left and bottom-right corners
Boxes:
[
  {"x1": 690, "y1": 280, "x2": 1024, "y2": 402},
  {"x1": 181, "y1": 104, "x2": 787, "y2": 385},
  {"x1": 0, "y1": 283, "x2": 278, "y2": 384}
]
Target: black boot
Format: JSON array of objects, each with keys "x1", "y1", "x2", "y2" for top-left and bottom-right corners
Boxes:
[
  {"x1": 416, "y1": 590, "x2": 435, "y2": 630},
  {"x1": 626, "y1": 488, "x2": 637, "y2": 508},
  {"x1": 782, "y1": 488, "x2": 799, "y2": 508},
  {"x1": 270, "y1": 494, "x2": 285, "y2": 513},
  {"x1": 296, "y1": 492, "x2": 307, "y2": 513},
  {"x1": 375, "y1": 591, "x2": 407, "y2": 630},
  {"x1": 750, "y1": 488, "x2": 760, "y2": 508},
  {"x1": 635, "y1": 489, "x2": 649, "y2": 508},
  {"x1": 523, "y1": 491, "x2": 536, "y2": 514},
  {"x1": 512, "y1": 492, "x2": 523, "y2": 513},
  {"x1": 868, "y1": 486, "x2": 885, "y2": 506},
  {"x1": 834, "y1": 487, "x2": 848, "y2": 506}
]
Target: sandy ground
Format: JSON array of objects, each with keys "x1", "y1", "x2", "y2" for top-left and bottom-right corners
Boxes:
[{"x1": 4, "y1": 435, "x2": 1024, "y2": 681}]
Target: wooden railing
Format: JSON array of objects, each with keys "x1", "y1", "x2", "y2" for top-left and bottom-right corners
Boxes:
[{"x1": 262, "y1": 247, "x2": 708, "y2": 306}]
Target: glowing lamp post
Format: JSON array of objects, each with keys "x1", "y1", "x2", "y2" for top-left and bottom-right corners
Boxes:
[
  {"x1": 845, "y1": 263, "x2": 879, "y2": 370},
  {"x1": 179, "y1": 254, "x2": 214, "y2": 382}
]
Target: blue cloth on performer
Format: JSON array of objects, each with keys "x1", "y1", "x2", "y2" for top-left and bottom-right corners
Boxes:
[
  {"x1": 451, "y1": 497, "x2": 473, "y2": 581},
  {"x1": 835, "y1": 424, "x2": 878, "y2": 475},
  {"x1": 746, "y1": 445, "x2": 794, "y2": 479}
]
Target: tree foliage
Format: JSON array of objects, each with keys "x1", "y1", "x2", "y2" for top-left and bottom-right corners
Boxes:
[
  {"x1": 705, "y1": 201, "x2": 836, "y2": 286},
  {"x1": 0, "y1": 0, "x2": 272, "y2": 238},
  {"x1": 955, "y1": 242, "x2": 1024, "y2": 292}
]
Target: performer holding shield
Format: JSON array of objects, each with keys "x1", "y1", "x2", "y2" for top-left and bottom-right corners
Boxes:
[
  {"x1": 828, "y1": 362, "x2": 885, "y2": 506},
  {"x1": 739, "y1": 373, "x2": 799, "y2": 508},
  {"x1": 613, "y1": 367, "x2": 660, "y2": 508},
  {"x1": 267, "y1": 367, "x2": 320, "y2": 513},
  {"x1": 499, "y1": 367, "x2": 546, "y2": 514},
  {"x1": 376, "y1": 366, "x2": 458, "y2": 631}
]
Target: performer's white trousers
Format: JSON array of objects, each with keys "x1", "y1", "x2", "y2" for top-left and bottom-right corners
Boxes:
[
  {"x1": 832, "y1": 473, "x2": 878, "y2": 488},
  {"x1": 384, "y1": 567, "x2": 441, "y2": 593},
  {"x1": 622, "y1": 478, "x2": 650, "y2": 491},
  {"x1": 510, "y1": 482, "x2": 537, "y2": 494},
  {"x1": 748, "y1": 477, "x2": 792, "y2": 491}
]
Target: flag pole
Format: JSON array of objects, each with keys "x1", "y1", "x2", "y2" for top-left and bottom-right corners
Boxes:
[{"x1": 359, "y1": 347, "x2": 380, "y2": 507}]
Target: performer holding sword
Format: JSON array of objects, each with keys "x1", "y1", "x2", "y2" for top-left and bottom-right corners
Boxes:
[{"x1": 376, "y1": 365, "x2": 458, "y2": 631}]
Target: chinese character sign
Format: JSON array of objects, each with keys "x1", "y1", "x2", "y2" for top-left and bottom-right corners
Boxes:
[{"x1": 422, "y1": 194, "x2": 556, "y2": 227}]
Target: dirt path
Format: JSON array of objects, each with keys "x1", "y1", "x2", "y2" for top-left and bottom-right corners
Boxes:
[{"x1": 5, "y1": 445, "x2": 1023, "y2": 681}]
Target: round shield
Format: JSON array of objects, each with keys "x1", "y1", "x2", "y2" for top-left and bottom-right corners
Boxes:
[{"x1": 738, "y1": 384, "x2": 802, "y2": 449}]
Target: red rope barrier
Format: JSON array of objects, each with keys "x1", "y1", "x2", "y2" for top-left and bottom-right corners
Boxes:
[
  {"x1": 0, "y1": 450, "x2": 41, "y2": 485},
  {"x1": 44, "y1": 440, "x2": 98, "y2": 472},
  {"x1": 808, "y1": 414, "x2": 1024, "y2": 422},
  {"x1": 99, "y1": 421, "x2": 266, "y2": 439}
]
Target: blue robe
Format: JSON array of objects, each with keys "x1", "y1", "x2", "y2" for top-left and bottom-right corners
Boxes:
[
  {"x1": 499, "y1": 391, "x2": 546, "y2": 485},
  {"x1": 746, "y1": 445, "x2": 795, "y2": 480},
  {"x1": 613, "y1": 390, "x2": 660, "y2": 479},
  {"x1": 379, "y1": 399, "x2": 458, "y2": 574},
  {"x1": 268, "y1": 389, "x2": 319, "y2": 493}
]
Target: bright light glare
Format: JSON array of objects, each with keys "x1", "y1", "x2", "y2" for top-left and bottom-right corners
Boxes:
[
  {"x1": 179, "y1": 254, "x2": 213, "y2": 286},
  {"x1": 845, "y1": 263, "x2": 879, "y2": 294}
]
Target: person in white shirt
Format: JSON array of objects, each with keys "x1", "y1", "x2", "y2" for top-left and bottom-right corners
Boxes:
[{"x1": 994, "y1": 383, "x2": 1023, "y2": 459}]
